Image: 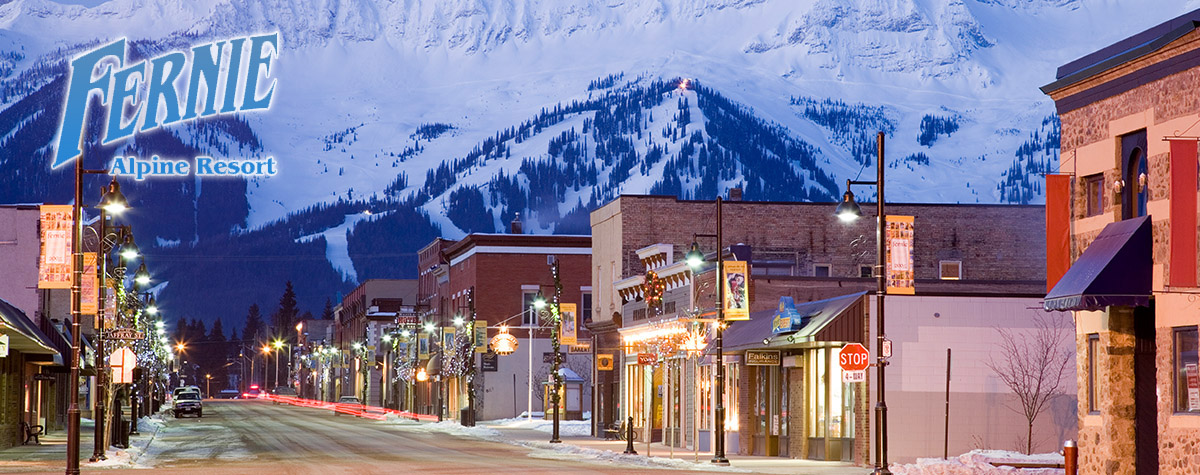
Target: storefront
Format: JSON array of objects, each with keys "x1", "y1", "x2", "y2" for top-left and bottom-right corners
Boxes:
[{"x1": 724, "y1": 293, "x2": 867, "y2": 461}]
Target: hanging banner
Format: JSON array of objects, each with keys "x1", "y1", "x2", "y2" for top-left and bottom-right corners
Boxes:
[
  {"x1": 38, "y1": 205, "x2": 73, "y2": 289},
  {"x1": 1169, "y1": 139, "x2": 1198, "y2": 288},
  {"x1": 418, "y1": 332, "x2": 430, "y2": 359},
  {"x1": 103, "y1": 288, "x2": 116, "y2": 329},
  {"x1": 722, "y1": 260, "x2": 750, "y2": 321},
  {"x1": 474, "y1": 320, "x2": 487, "y2": 353},
  {"x1": 442, "y1": 327, "x2": 455, "y2": 355},
  {"x1": 886, "y1": 216, "x2": 916, "y2": 295},
  {"x1": 81, "y1": 252, "x2": 98, "y2": 315},
  {"x1": 1046, "y1": 174, "x2": 1072, "y2": 291},
  {"x1": 560, "y1": 303, "x2": 578, "y2": 345}
]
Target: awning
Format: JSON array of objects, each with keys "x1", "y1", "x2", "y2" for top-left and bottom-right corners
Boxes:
[
  {"x1": 1044, "y1": 216, "x2": 1152, "y2": 312},
  {"x1": 720, "y1": 292, "x2": 866, "y2": 353},
  {"x1": 0, "y1": 297, "x2": 61, "y2": 358}
]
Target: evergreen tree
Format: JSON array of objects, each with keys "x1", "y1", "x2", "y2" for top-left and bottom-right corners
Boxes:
[
  {"x1": 321, "y1": 298, "x2": 334, "y2": 320},
  {"x1": 243, "y1": 304, "x2": 265, "y2": 346},
  {"x1": 273, "y1": 281, "x2": 300, "y2": 341}
]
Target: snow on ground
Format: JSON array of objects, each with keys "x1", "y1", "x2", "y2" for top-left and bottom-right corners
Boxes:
[
  {"x1": 483, "y1": 416, "x2": 592, "y2": 437},
  {"x1": 514, "y1": 438, "x2": 750, "y2": 473},
  {"x1": 379, "y1": 419, "x2": 502, "y2": 439},
  {"x1": 84, "y1": 415, "x2": 166, "y2": 469},
  {"x1": 890, "y1": 450, "x2": 1065, "y2": 475}
]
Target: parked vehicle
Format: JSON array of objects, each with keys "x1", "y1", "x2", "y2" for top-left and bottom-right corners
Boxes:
[
  {"x1": 173, "y1": 392, "x2": 203, "y2": 418},
  {"x1": 215, "y1": 389, "x2": 241, "y2": 399},
  {"x1": 172, "y1": 386, "x2": 201, "y2": 401}
]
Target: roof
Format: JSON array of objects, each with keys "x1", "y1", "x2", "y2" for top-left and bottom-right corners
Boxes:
[
  {"x1": 1044, "y1": 216, "x2": 1152, "y2": 312},
  {"x1": 719, "y1": 292, "x2": 866, "y2": 353},
  {"x1": 0, "y1": 297, "x2": 60, "y2": 356},
  {"x1": 1055, "y1": 9, "x2": 1200, "y2": 82}
]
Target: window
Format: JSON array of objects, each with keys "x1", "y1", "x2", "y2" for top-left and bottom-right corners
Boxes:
[
  {"x1": 1085, "y1": 173, "x2": 1105, "y2": 217},
  {"x1": 859, "y1": 265, "x2": 873, "y2": 278},
  {"x1": 940, "y1": 261, "x2": 962, "y2": 280},
  {"x1": 521, "y1": 290, "x2": 540, "y2": 326},
  {"x1": 1087, "y1": 333, "x2": 1099, "y2": 414},
  {"x1": 1174, "y1": 327, "x2": 1199, "y2": 413},
  {"x1": 663, "y1": 300, "x2": 676, "y2": 315},
  {"x1": 814, "y1": 264, "x2": 831, "y2": 278},
  {"x1": 581, "y1": 292, "x2": 593, "y2": 323}
]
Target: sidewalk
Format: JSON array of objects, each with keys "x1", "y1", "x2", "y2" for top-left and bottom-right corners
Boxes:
[
  {"x1": 0, "y1": 418, "x2": 159, "y2": 473},
  {"x1": 479, "y1": 422, "x2": 871, "y2": 475}
]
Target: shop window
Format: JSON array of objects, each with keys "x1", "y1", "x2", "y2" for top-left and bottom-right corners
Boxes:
[
  {"x1": 939, "y1": 261, "x2": 962, "y2": 280},
  {"x1": 814, "y1": 264, "x2": 831, "y2": 277},
  {"x1": 1087, "y1": 333, "x2": 1099, "y2": 414},
  {"x1": 1084, "y1": 173, "x2": 1104, "y2": 217},
  {"x1": 1174, "y1": 327, "x2": 1199, "y2": 413}
]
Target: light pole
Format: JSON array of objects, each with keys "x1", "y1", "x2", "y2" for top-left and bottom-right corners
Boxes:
[
  {"x1": 261, "y1": 344, "x2": 272, "y2": 389},
  {"x1": 685, "y1": 196, "x2": 729, "y2": 465},
  {"x1": 87, "y1": 181, "x2": 132, "y2": 462},
  {"x1": 835, "y1": 131, "x2": 891, "y2": 475},
  {"x1": 205, "y1": 374, "x2": 212, "y2": 398},
  {"x1": 533, "y1": 259, "x2": 564, "y2": 444}
]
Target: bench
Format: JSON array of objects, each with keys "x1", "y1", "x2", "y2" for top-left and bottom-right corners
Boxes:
[
  {"x1": 20, "y1": 421, "x2": 44, "y2": 445},
  {"x1": 603, "y1": 424, "x2": 620, "y2": 440}
]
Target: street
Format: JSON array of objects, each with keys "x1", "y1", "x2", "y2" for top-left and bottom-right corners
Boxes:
[{"x1": 4, "y1": 400, "x2": 743, "y2": 474}]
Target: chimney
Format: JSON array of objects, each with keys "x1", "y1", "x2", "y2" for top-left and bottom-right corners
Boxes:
[
  {"x1": 510, "y1": 212, "x2": 523, "y2": 234},
  {"x1": 729, "y1": 187, "x2": 743, "y2": 201}
]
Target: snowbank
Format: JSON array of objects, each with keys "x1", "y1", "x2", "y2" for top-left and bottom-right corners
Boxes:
[
  {"x1": 891, "y1": 450, "x2": 1064, "y2": 475},
  {"x1": 482, "y1": 416, "x2": 592, "y2": 437}
]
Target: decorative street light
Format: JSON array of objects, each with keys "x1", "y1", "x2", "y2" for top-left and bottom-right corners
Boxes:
[
  {"x1": 835, "y1": 131, "x2": 891, "y2": 475},
  {"x1": 533, "y1": 260, "x2": 564, "y2": 444},
  {"x1": 685, "y1": 194, "x2": 730, "y2": 466}
]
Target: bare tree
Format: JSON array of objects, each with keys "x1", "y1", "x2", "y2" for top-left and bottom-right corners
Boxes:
[{"x1": 985, "y1": 311, "x2": 1073, "y2": 455}]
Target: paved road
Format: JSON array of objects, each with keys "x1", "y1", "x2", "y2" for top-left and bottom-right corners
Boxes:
[{"x1": 80, "y1": 399, "x2": 728, "y2": 474}]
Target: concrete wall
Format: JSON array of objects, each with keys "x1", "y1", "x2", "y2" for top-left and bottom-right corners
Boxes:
[{"x1": 474, "y1": 337, "x2": 592, "y2": 421}]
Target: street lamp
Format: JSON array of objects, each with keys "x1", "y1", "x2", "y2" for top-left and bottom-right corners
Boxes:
[
  {"x1": 686, "y1": 194, "x2": 730, "y2": 465},
  {"x1": 533, "y1": 262, "x2": 564, "y2": 444},
  {"x1": 835, "y1": 131, "x2": 891, "y2": 475},
  {"x1": 205, "y1": 374, "x2": 212, "y2": 398},
  {"x1": 134, "y1": 263, "x2": 150, "y2": 287}
]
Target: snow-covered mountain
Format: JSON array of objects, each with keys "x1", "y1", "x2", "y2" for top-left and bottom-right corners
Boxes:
[{"x1": 0, "y1": 0, "x2": 1191, "y2": 321}]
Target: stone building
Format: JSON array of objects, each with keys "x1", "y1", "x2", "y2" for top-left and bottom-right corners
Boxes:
[
  {"x1": 592, "y1": 193, "x2": 1074, "y2": 465},
  {"x1": 1041, "y1": 8, "x2": 1200, "y2": 475}
]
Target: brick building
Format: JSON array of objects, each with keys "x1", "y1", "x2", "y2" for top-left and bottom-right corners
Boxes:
[
  {"x1": 416, "y1": 224, "x2": 592, "y2": 422},
  {"x1": 1041, "y1": 9, "x2": 1200, "y2": 475},
  {"x1": 333, "y1": 279, "x2": 418, "y2": 405},
  {"x1": 592, "y1": 194, "x2": 1073, "y2": 465}
]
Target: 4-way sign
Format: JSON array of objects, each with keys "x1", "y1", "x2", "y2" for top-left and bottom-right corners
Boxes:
[{"x1": 840, "y1": 343, "x2": 869, "y2": 382}]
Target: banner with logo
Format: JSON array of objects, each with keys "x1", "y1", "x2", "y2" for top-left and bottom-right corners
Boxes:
[
  {"x1": 474, "y1": 320, "x2": 487, "y2": 353},
  {"x1": 560, "y1": 303, "x2": 578, "y2": 345},
  {"x1": 81, "y1": 252, "x2": 98, "y2": 315},
  {"x1": 722, "y1": 260, "x2": 750, "y2": 320},
  {"x1": 886, "y1": 216, "x2": 915, "y2": 295},
  {"x1": 443, "y1": 327, "x2": 455, "y2": 354},
  {"x1": 38, "y1": 205, "x2": 73, "y2": 289}
]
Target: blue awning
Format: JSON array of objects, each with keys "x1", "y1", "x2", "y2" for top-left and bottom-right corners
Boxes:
[{"x1": 1044, "y1": 216, "x2": 1152, "y2": 312}]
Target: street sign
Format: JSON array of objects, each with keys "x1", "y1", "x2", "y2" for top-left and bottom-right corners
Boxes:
[
  {"x1": 107, "y1": 328, "x2": 145, "y2": 340},
  {"x1": 843, "y1": 370, "x2": 866, "y2": 383},
  {"x1": 110, "y1": 347, "x2": 136, "y2": 384},
  {"x1": 839, "y1": 343, "x2": 870, "y2": 371},
  {"x1": 882, "y1": 339, "x2": 892, "y2": 358}
]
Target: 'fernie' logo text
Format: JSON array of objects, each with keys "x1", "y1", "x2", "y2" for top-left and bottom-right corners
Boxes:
[{"x1": 54, "y1": 33, "x2": 279, "y2": 170}]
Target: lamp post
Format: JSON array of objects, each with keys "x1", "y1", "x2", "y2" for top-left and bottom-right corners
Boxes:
[
  {"x1": 205, "y1": 374, "x2": 212, "y2": 398},
  {"x1": 835, "y1": 131, "x2": 891, "y2": 475},
  {"x1": 87, "y1": 181, "x2": 132, "y2": 462},
  {"x1": 685, "y1": 196, "x2": 729, "y2": 465},
  {"x1": 533, "y1": 259, "x2": 564, "y2": 444}
]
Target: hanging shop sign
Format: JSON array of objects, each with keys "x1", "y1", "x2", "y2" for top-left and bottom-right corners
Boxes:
[
  {"x1": 81, "y1": 252, "x2": 97, "y2": 315},
  {"x1": 560, "y1": 303, "x2": 578, "y2": 346},
  {"x1": 0, "y1": 333, "x2": 8, "y2": 358},
  {"x1": 37, "y1": 205, "x2": 73, "y2": 289},
  {"x1": 481, "y1": 351, "x2": 499, "y2": 372},
  {"x1": 886, "y1": 215, "x2": 916, "y2": 295},
  {"x1": 637, "y1": 353, "x2": 656, "y2": 365},
  {"x1": 597, "y1": 354, "x2": 614, "y2": 371},
  {"x1": 474, "y1": 321, "x2": 488, "y2": 353},
  {"x1": 745, "y1": 349, "x2": 781, "y2": 366},
  {"x1": 722, "y1": 260, "x2": 750, "y2": 321},
  {"x1": 568, "y1": 343, "x2": 591, "y2": 354},
  {"x1": 489, "y1": 330, "x2": 518, "y2": 355},
  {"x1": 110, "y1": 347, "x2": 136, "y2": 384}
]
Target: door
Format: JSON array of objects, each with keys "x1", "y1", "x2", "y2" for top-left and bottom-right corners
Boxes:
[
  {"x1": 1120, "y1": 130, "x2": 1148, "y2": 220},
  {"x1": 1134, "y1": 305, "x2": 1158, "y2": 475}
]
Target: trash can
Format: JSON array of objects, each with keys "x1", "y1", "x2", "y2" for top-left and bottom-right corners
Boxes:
[{"x1": 459, "y1": 408, "x2": 475, "y2": 427}]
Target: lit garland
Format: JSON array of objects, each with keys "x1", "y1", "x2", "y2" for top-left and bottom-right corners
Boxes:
[{"x1": 643, "y1": 270, "x2": 665, "y2": 308}]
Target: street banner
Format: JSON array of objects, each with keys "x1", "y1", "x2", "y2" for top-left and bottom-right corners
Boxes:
[
  {"x1": 722, "y1": 260, "x2": 750, "y2": 321},
  {"x1": 1187, "y1": 364, "x2": 1200, "y2": 411},
  {"x1": 103, "y1": 288, "x2": 116, "y2": 329},
  {"x1": 81, "y1": 252, "x2": 98, "y2": 315},
  {"x1": 1046, "y1": 174, "x2": 1072, "y2": 291},
  {"x1": 38, "y1": 205, "x2": 73, "y2": 289},
  {"x1": 474, "y1": 320, "x2": 487, "y2": 353},
  {"x1": 418, "y1": 332, "x2": 430, "y2": 359},
  {"x1": 1170, "y1": 139, "x2": 1199, "y2": 287},
  {"x1": 443, "y1": 327, "x2": 455, "y2": 354},
  {"x1": 886, "y1": 215, "x2": 915, "y2": 295},
  {"x1": 560, "y1": 303, "x2": 578, "y2": 345}
]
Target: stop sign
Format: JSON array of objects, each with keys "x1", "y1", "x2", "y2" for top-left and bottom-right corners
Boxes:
[{"x1": 839, "y1": 343, "x2": 870, "y2": 371}]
